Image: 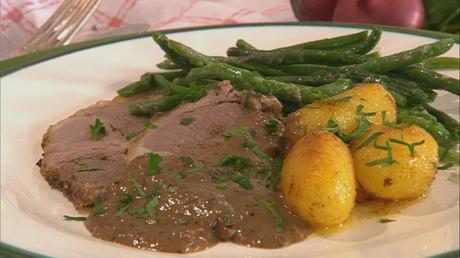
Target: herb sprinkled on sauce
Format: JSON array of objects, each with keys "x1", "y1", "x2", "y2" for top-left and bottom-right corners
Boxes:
[
  {"x1": 146, "y1": 153, "x2": 162, "y2": 176},
  {"x1": 90, "y1": 118, "x2": 106, "y2": 141},
  {"x1": 180, "y1": 117, "x2": 195, "y2": 126}
]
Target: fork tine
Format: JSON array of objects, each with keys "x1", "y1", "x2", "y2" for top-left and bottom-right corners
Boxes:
[
  {"x1": 21, "y1": 0, "x2": 78, "y2": 52},
  {"x1": 56, "y1": 0, "x2": 101, "y2": 47},
  {"x1": 21, "y1": 0, "x2": 101, "y2": 54}
]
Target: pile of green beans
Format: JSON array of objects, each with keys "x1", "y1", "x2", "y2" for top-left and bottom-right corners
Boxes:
[{"x1": 117, "y1": 27, "x2": 459, "y2": 163}]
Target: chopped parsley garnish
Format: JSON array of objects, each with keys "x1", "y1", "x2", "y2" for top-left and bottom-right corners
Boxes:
[
  {"x1": 63, "y1": 215, "x2": 86, "y2": 221},
  {"x1": 72, "y1": 159, "x2": 104, "y2": 172},
  {"x1": 222, "y1": 211, "x2": 234, "y2": 223},
  {"x1": 92, "y1": 198, "x2": 106, "y2": 215},
  {"x1": 389, "y1": 139, "x2": 425, "y2": 158},
  {"x1": 177, "y1": 218, "x2": 189, "y2": 225},
  {"x1": 180, "y1": 155, "x2": 204, "y2": 170},
  {"x1": 167, "y1": 185, "x2": 179, "y2": 193},
  {"x1": 130, "y1": 177, "x2": 146, "y2": 197},
  {"x1": 255, "y1": 197, "x2": 286, "y2": 232},
  {"x1": 244, "y1": 137, "x2": 279, "y2": 190},
  {"x1": 229, "y1": 172, "x2": 253, "y2": 190},
  {"x1": 215, "y1": 181, "x2": 227, "y2": 189},
  {"x1": 223, "y1": 127, "x2": 250, "y2": 138},
  {"x1": 220, "y1": 155, "x2": 250, "y2": 170},
  {"x1": 116, "y1": 192, "x2": 133, "y2": 216},
  {"x1": 265, "y1": 117, "x2": 279, "y2": 135},
  {"x1": 146, "y1": 153, "x2": 162, "y2": 176},
  {"x1": 180, "y1": 117, "x2": 195, "y2": 126},
  {"x1": 379, "y1": 218, "x2": 396, "y2": 223},
  {"x1": 174, "y1": 171, "x2": 190, "y2": 181},
  {"x1": 90, "y1": 118, "x2": 106, "y2": 141},
  {"x1": 144, "y1": 121, "x2": 157, "y2": 129},
  {"x1": 325, "y1": 96, "x2": 353, "y2": 104},
  {"x1": 133, "y1": 196, "x2": 159, "y2": 218},
  {"x1": 357, "y1": 131, "x2": 384, "y2": 150},
  {"x1": 356, "y1": 104, "x2": 377, "y2": 117},
  {"x1": 366, "y1": 140, "x2": 399, "y2": 166}
]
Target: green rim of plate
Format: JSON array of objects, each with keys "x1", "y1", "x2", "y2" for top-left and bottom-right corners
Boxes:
[
  {"x1": 0, "y1": 21, "x2": 458, "y2": 76},
  {"x1": 0, "y1": 22, "x2": 458, "y2": 258}
]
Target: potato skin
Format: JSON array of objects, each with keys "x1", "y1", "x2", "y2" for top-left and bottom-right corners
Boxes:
[
  {"x1": 351, "y1": 125, "x2": 438, "y2": 200},
  {"x1": 281, "y1": 131, "x2": 356, "y2": 227},
  {"x1": 286, "y1": 83, "x2": 396, "y2": 143}
]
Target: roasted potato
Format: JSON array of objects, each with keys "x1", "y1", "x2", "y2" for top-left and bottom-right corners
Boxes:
[
  {"x1": 351, "y1": 124, "x2": 438, "y2": 200},
  {"x1": 281, "y1": 131, "x2": 356, "y2": 227},
  {"x1": 286, "y1": 83, "x2": 396, "y2": 143}
]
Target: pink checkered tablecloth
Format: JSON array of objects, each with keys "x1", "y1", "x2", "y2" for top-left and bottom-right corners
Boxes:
[{"x1": 0, "y1": 0, "x2": 297, "y2": 60}]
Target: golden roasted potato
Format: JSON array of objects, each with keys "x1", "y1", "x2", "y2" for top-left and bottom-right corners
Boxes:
[
  {"x1": 286, "y1": 83, "x2": 396, "y2": 143},
  {"x1": 351, "y1": 124, "x2": 438, "y2": 200},
  {"x1": 281, "y1": 131, "x2": 356, "y2": 227}
]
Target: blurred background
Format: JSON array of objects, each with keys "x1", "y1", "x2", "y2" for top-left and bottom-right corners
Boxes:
[{"x1": 0, "y1": 0, "x2": 458, "y2": 60}]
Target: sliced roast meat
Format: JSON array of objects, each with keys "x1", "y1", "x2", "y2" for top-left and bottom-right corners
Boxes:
[
  {"x1": 126, "y1": 81, "x2": 242, "y2": 160},
  {"x1": 40, "y1": 97, "x2": 148, "y2": 208},
  {"x1": 85, "y1": 90, "x2": 311, "y2": 253}
]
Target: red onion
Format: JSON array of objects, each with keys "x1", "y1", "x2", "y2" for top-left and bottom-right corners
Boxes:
[
  {"x1": 291, "y1": 0, "x2": 338, "y2": 21},
  {"x1": 332, "y1": 0, "x2": 425, "y2": 29}
]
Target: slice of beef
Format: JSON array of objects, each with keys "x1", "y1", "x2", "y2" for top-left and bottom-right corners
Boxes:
[
  {"x1": 40, "y1": 82, "x2": 243, "y2": 209},
  {"x1": 84, "y1": 90, "x2": 311, "y2": 253},
  {"x1": 40, "y1": 97, "x2": 148, "y2": 208},
  {"x1": 126, "y1": 81, "x2": 242, "y2": 160}
]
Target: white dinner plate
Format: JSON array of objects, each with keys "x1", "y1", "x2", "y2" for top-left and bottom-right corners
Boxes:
[{"x1": 1, "y1": 23, "x2": 459, "y2": 258}]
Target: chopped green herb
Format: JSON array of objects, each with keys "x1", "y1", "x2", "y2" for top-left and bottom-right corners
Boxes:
[
  {"x1": 134, "y1": 196, "x2": 159, "y2": 218},
  {"x1": 174, "y1": 171, "x2": 190, "y2": 181},
  {"x1": 220, "y1": 155, "x2": 251, "y2": 170},
  {"x1": 223, "y1": 127, "x2": 250, "y2": 137},
  {"x1": 379, "y1": 218, "x2": 396, "y2": 223},
  {"x1": 146, "y1": 153, "x2": 162, "y2": 176},
  {"x1": 179, "y1": 155, "x2": 204, "y2": 170},
  {"x1": 72, "y1": 159, "x2": 103, "y2": 172},
  {"x1": 130, "y1": 177, "x2": 146, "y2": 197},
  {"x1": 90, "y1": 118, "x2": 106, "y2": 141},
  {"x1": 222, "y1": 211, "x2": 234, "y2": 223},
  {"x1": 92, "y1": 198, "x2": 106, "y2": 215},
  {"x1": 325, "y1": 96, "x2": 353, "y2": 104},
  {"x1": 144, "y1": 121, "x2": 157, "y2": 129},
  {"x1": 357, "y1": 131, "x2": 384, "y2": 150},
  {"x1": 229, "y1": 172, "x2": 253, "y2": 190},
  {"x1": 366, "y1": 140, "x2": 398, "y2": 167},
  {"x1": 342, "y1": 117, "x2": 372, "y2": 142},
  {"x1": 126, "y1": 131, "x2": 139, "y2": 140},
  {"x1": 215, "y1": 181, "x2": 227, "y2": 189},
  {"x1": 389, "y1": 138, "x2": 425, "y2": 158},
  {"x1": 180, "y1": 117, "x2": 195, "y2": 126},
  {"x1": 116, "y1": 192, "x2": 133, "y2": 216},
  {"x1": 356, "y1": 104, "x2": 377, "y2": 117},
  {"x1": 265, "y1": 117, "x2": 279, "y2": 135},
  {"x1": 177, "y1": 218, "x2": 189, "y2": 225},
  {"x1": 167, "y1": 185, "x2": 179, "y2": 192},
  {"x1": 438, "y1": 163, "x2": 454, "y2": 170},
  {"x1": 63, "y1": 215, "x2": 86, "y2": 221},
  {"x1": 323, "y1": 117, "x2": 346, "y2": 138},
  {"x1": 255, "y1": 197, "x2": 286, "y2": 232}
]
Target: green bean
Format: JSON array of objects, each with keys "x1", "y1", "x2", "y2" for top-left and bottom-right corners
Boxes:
[
  {"x1": 152, "y1": 33, "x2": 190, "y2": 68},
  {"x1": 397, "y1": 110, "x2": 453, "y2": 148},
  {"x1": 399, "y1": 66, "x2": 460, "y2": 95},
  {"x1": 438, "y1": 147, "x2": 460, "y2": 165},
  {"x1": 166, "y1": 38, "x2": 214, "y2": 67},
  {"x1": 267, "y1": 72, "x2": 340, "y2": 86},
  {"x1": 299, "y1": 79, "x2": 354, "y2": 104},
  {"x1": 276, "y1": 30, "x2": 369, "y2": 50},
  {"x1": 236, "y1": 39, "x2": 257, "y2": 50},
  {"x1": 388, "y1": 90, "x2": 408, "y2": 107},
  {"x1": 346, "y1": 69, "x2": 434, "y2": 104},
  {"x1": 367, "y1": 51, "x2": 381, "y2": 58},
  {"x1": 423, "y1": 104, "x2": 460, "y2": 141},
  {"x1": 156, "y1": 59, "x2": 180, "y2": 69},
  {"x1": 229, "y1": 48, "x2": 371, "y2": 67},
  {"x1": 153, "y1": 74, "x2": 188, "y2": 95},
  {"x1": 349, "y1": 39, "x2": 454, "y2": 73},
  {"x1": 129, "y1": 94, "x2": 184, "y2": 116},
  {"x1": 227, "y1": 47, "x2": 251, "y2": 56},
  {"x1": 225, "y1": 61, "x2": 287, "y2": 76},
  {"x1": 117, "y1": 73, "x2": 156, "y2": 97},
  {"x1": 420, "y1": 57, "x2": 460, "y2": 70},
  {"x1": 339, "y1": 26, "x2": 382, "y2": 54},
  {"x1": 277, "y1": 64, "x2": 338, "y2": 75}
]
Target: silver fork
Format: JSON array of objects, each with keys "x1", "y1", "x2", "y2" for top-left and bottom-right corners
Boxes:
[{"x1": 21, "y1": 0, "x2": 102, "y2": 54}]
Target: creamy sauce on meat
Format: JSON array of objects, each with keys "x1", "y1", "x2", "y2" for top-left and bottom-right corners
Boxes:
[{"x1": 85, "y1": 106, "x2": 311, "y2": 253}]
